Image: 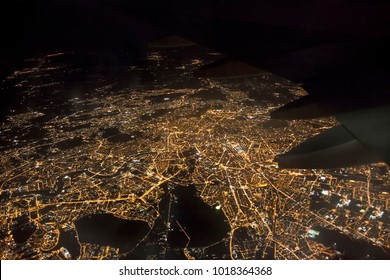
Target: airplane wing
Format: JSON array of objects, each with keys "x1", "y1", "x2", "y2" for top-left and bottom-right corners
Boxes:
[{"x1": 118, "y1": 0, "x2": 390, "y2": 168}]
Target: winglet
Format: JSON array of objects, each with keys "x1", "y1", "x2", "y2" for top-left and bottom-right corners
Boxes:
[
  {"x1": 194, "y1": 59, "x2": 264, "y2": 79},
  {"x1": 147, "y1": 35, "x2": 196, "y2": 48},
  {"x1": 271, "y1": 95, "x2": 333, "y2": 119}
]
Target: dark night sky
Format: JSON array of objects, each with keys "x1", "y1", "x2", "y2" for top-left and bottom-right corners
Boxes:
[
  {"x1": 2, "y1": 1, "x2": 389, "y2": 60},
  {"x1": 0, "y1": 0, "x2": 164, "y2": 78},
  {"x1": 1, "y1": 0, "x2": 390, "y2": 94}
]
